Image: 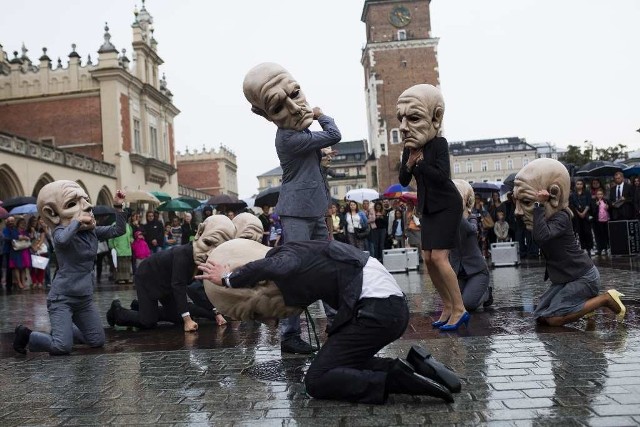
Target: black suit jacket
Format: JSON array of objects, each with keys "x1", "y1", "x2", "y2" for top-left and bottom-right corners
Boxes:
[
  {"x1": 609, "y1": 182, "x2": 635, "y2": 220},
  {"x1": 228, "y1": 240, "x2": 369, "y2": 334},
  {"x1": 399, "y1": 137, "x2": 461, "y2": 215}
]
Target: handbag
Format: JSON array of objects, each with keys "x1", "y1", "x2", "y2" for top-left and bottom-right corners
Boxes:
[
  {"x1": 355, "y1": 224, "x2": 370, "y2": 240},
  {"x1": 30, "y1": 254, "x2": 50, "y2": 270},
  {"x1": 481, "y1": 214, "x2": 495, "y2": 230},
  {"x1": 12, "y1": 239, "x2": 31, "y2": 251},
  {"x1": 97, "y1": 241, "x2": 110, "y2": 255}
]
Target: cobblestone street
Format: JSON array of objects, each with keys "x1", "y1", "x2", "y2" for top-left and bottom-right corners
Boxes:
[{"x1": 0, "y1": 255, "x2": 639, "y2": 426}]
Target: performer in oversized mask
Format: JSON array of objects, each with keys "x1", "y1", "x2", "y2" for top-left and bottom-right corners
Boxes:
[
  {"x1": 197, "y1": 239, "x2": 460, "y2": 404},
  {"x1": 14, "y1": 181, "x2": 127, "y2": 355},
  {"x1": 398, "y1": 84, "x2": 467, "y2": 331},
  {"x1": 243, "y1": 62, "x2": 342, "y2": 354},
  {"x1": 513, "y1": 158, "x2": 626, "y2": 326}
]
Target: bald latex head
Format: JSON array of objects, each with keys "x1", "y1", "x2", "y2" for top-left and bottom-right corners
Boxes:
[
  {"x1": 452, "y1": 179, "x2": 474, "y2": 218},
  {"x1": 513, "y1": 158, "x2": 570, "y2": 230},
  {"x1": 192, "y1": 215, "x2": 236, "y2": 265},
  {"x1": 396, "y1": 84, "x2": 445, "y2": 149},
  {"x1": 242, "y1": 62, "x2": 313, "y2": 131},
  {"x1": 232, "y1": 212, "x2": 264, "y2": 242},
  {"x1": 37, "y1": 180, "x2": 94, "y2": 230}
]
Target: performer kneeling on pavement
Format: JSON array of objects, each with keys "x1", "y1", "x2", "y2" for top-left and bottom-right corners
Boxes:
[
  {"x1": 106, "y1": 215, "x2": 235, "y2": 331},
  {"x1": 513, "y1": 158, "x2": 626, "y2": 326},
  {"x1": 197, "y1": 239, "x2": 460, "y2": 404},
  {"x1": 14, "y1": 181, "x2": 126, "y2": 355}
]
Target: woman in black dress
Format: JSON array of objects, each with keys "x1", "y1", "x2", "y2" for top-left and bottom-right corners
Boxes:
[{"x1": 398, "y1": 84, "x2": 468, "y2": 331}]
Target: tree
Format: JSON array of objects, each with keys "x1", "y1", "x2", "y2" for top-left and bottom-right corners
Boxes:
[
  {"x1": 594, "y1": 144, "x2": 628, "y2": 162},
  {"x1": 559, "y1": 144, "x2": 591, "y2": 167}
]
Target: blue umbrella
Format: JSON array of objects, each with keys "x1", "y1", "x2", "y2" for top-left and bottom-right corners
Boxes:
[
  {"x1": 383, "y1": 183, "x2": 415, "y2": 198},
  {"x1": 623, "y1": 164, "x2": 640, "y2": 178},
  {"x1": 9, "y1": 204, "x2": 38, "y2": 215}
]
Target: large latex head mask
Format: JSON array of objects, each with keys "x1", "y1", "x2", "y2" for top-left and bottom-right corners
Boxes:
[
  {"x1": 396, "y1": 84, "x2": 445, "y2": 150},
  {"x1": 232, "y1": 212, "x2": 264, "y2": 242},
  {"x1": 452, "y1": 179, "x2": 474, "y2": 218},
  {"x1": 243, "y1": 62, "x2": 313, "y2": 131},
  {"x1": 192, "y1": 215, "x2": 236, "y2": 265},
  {"x1": 513, "y1": 158, "x2": 570, "y2": 230},
  {"x1": 37, "y1": 180, "x2": 94, "y2": 230},
  {"x1": 203, "y1": 239, "x2": 303, "y2": 321}
]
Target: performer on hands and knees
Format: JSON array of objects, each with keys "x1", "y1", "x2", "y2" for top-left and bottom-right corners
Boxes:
[
  {"x1": 513, "y1": 158, "x2": 626, "y2": 326},
  {"x1": 398, "y1": 84, "x2": 468, "y2": 331}
]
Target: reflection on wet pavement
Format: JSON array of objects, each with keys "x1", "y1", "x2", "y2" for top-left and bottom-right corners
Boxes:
[{"x1": 0, "y1": 256, "x2": 638, "y2": 425}]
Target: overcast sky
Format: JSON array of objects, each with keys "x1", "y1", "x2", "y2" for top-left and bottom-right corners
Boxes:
[{"x1": 3, "y1": 1, "x2": 639, "y2": 197}]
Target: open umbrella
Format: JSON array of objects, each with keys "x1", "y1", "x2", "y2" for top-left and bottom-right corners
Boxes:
[
  {"x1": 255, "y1": 186, "x2": 280, "y2": 207},
  {"x1": 400, "y1": 192, "x2": 417, "y2": 204},
  {"x1": 345, "y1": 188, "x2": 380, "y2": 204},
  {"x1": 2, "y1": 196, "x2": 37, "y2": 211},
  {"x1": 125, "y1": 189, "x2": 160, "y2": 204},
  {"x1": 382, "y1": 183, "x2": 415, "y2": 198},
  {"x1": 157, "y1": 199, "x2": 194, "y2": 212},
  {"x1": 9, "y1": 204, "x2": 38, "y2": 215},
  {"x1": 575, "y1": 161, "x2": 626, "y2": 177},
  {"x1": 623, "y1": 164, "x2": 640, "y2": 178},
  {"x1": 206, "y1": 194, "x2": 238, "y2": 206},
  {"x1": 0, "y1": 206, "x2": 9, "y2": 219},
  {"x1": 150, "y1": 191, "x2": 172, "y2": 203},
  {"x1": 471, "y1": 182, "x2": 501, "y2": 192},
  {"x1": 92, "y1": 205, "x2": 116, "y2": 216},
  {"x1": 175, "y1": 196, "x2": 202, "y2": 209}
]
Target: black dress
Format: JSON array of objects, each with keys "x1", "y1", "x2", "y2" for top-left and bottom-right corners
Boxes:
[{"x1": 399, "y1": 137, "x2": 462, "y2": 250}]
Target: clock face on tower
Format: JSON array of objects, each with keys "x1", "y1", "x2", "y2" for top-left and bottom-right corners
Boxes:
[{"x1": 389, "y1": 5, "x2": 411, "y2": 28}]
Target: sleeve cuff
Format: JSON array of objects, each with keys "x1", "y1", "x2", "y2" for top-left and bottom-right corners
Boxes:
[{"x1": 181, "y1": 312, "x2": 190, "y2": 318}]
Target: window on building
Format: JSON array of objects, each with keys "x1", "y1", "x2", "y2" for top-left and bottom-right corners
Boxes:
[
  {"x1": 466, "y1": 161, "x2": 473, "y2": 173},
  {"x1": 397, "y1": 30, "x2": 407, "y2": 41},
  {"x1": 552, "y1": 153, "x2": 558, "y2": 160},
  {"x1": 523, "y1": 158, "x2": 529, "y2": 167},
  {"x1": 345, "y1": 185, "x2": 351, "y2": 192},
  {"x1": 266, "y1": 179, "x2": 272, "y2": 187},
  {"x1": 332, "y1": 186, "x2": 338, "y2": 196},
  {"x1": 39, "y1": 137, "x2": 55, "y2": 146},
  {"x1": 507, "y1": 159, "x2": 513, "y2": 169},
  {"x1": 380, "y1": 144, "x2": 386, "y2": 153},
  {"x1": 390, "y1": 129, "x2": 401, "y2": 144},
  {"x1": 133, "y1": 119, "x2": 141, "y2": 153},
  {"x1": 494, "y1": 160, "x2": 501, "y2": 171},
  {"x1": 481, "y1": 161, "x2": 488, "y2": 172},
  {"x1": 454, "y1": 163, "x2": 460, "y2": 174},
  {"x1": 149, "y1": 126, "x2": 158, "y2": 158}
]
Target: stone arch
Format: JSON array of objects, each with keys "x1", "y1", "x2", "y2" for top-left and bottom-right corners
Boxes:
[
  {"x1": 96, "y1": 186, "x2": 113, "y2": 206},
  {"x1": 0, "y1": 164, "x2": 24, "y2": 200},
  {"x1": 32, "y1": 173, "x2": 55, "y2": 198}
]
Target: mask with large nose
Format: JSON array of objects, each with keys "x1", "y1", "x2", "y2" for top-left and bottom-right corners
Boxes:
[
  {"x1": 37, "y1": 180, "x2": 95, "y2": 230},
  {"x1": 396, "y1": 84, "x2": 445, "y2": 150},
  {"x1": 243, "y1": 62, "x2": 314, "y2": 131}
]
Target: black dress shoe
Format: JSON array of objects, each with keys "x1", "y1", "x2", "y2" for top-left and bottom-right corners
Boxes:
[
  {"x1": 281, "y1": 336, "x2": 314, "y2": 354},
  {"x1": 406, "y1": 345, "x2": 462, "y2": 393},
  {"x1": 386, "y1": 358, "x2": 454, "y2": 402},
  {"x1": 483, "y1": 287, "x2": 494, "y2": 308},
  {"x1": 106, "y1": 299, "x2": 122, "y2": 327},
  {"x1": 13, "y1": 325, "x2": 32, "y2": 354}
]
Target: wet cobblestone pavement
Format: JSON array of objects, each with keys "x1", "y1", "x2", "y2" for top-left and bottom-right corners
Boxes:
[{"x1": 0, "y1": 255, "x2": 639, "y2": 426}]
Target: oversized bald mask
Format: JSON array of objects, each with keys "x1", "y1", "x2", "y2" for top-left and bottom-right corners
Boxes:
[
  {"x1": 513, "y1": 158, "x2": 571, "y2": 230},
  {"x1": 232, "y1": 212, "x2": 263, "y2": 242},
  {"x1": 37, "y1": 180, "x2": 94, "y2": 230},
  {"x1": 242, "y1": 62, "x2": 313, "y2": 131},
  {"x1": 452, "y1": 179, "x2": 474, "y2": 218},
  {"x1": 203, "y1": 239, "x2": 303, "y2": 321},
  {"x1": 396, "y1": 84, "x2": 445, "y2": 150},
  {"x1": 192, "y1": 215, "x2": 236, "y2": 265}
]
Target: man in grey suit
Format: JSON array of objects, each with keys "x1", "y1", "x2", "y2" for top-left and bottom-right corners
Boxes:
[{"x1": 243, "y1": 62, "x2": 342, "y2": 353}]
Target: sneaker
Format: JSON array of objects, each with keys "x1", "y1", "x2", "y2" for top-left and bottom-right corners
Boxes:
[
  {"x1": 106, "y1": 299, "x2": 122, "y2": 327},
  {"x1": 13, "y1": 325, "x2": 32, "y2": 354},
  {"x1": 281, "y1": 336, "x2": 314, "y2": 354}
]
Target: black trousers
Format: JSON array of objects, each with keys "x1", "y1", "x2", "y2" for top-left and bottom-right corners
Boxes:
[{"x1": 304, "y1": 295, "x2": 409, "y2": 404}]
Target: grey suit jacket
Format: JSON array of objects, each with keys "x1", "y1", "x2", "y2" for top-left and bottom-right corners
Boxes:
[
  {"x1": 50, "y1": 210, "x2": 127, "y2": 297},
  {"x1": 274, "y1": 115, "x2": 341, "y2": 218},
  {"x1": 450, "y1": 216, "x2": 488, "y2": 276}
]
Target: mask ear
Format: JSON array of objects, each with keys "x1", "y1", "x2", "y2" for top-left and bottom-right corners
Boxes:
[
  {"x1": 41, "y1": 205, "x2": 59, "y2": 226},
  {"x1": 548, "y1": 184, "x2": 561, "y2": 208},
  {"x1": 432, "y1": 106, "x2": 444, "y2": 130},
  {"x1": 251, "y1": 106, "x2": 271, "y2": 121}
]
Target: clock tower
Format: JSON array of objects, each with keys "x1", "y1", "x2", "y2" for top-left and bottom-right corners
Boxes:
[{"x1": 361, "y1": 0, "x2": 440, "y2": 192}]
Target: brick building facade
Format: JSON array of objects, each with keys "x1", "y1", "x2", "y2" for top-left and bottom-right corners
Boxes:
[
  {"x1": 176, "y1": 145, "x2": 238, "y2": 197},
  {"x1": 361, "y1": 0, "x2": 440, "y2": 192}
]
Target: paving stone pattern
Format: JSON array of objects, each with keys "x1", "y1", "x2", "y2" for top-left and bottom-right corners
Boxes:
[{"x1": 0, "y1": 256, "x2": 639, "y2": 426}]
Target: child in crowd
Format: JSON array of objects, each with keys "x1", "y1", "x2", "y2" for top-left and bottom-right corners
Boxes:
[
  {"x1": 163, "y1": 224, "x2": 177, "y2": 250},
  {"x1": 132, "y1": 231, "x2": 151, "y2": 267},
  {"x1": 391, "y1": 209, "x2": 405, "y2": 248},
  {"x1": 592, "y1": 188, "x2": 610, "y2": 256},
  {"x1": 269, "y1": 214, "x2": 283, "y2": 247},
  {"x1": 494, "y1": 211, "x2": 510, "y2": 242}
]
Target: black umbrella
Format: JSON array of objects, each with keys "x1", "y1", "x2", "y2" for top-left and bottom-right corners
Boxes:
[
  {"x1": 2, "y1": 196, "x2": 37, "y2": 211},
  {"x1": 206, "y1": 194, "x2": 238, "y2": 206},
  {"x1": 575, "y1": 161, "x2": 626, "y2": 177},
  {"x1": 502, "y1": 172, "x2": 517, "y2": 191},
  {"x1": 92, "y1": 205, "x2": 117, "y2": 216},
  {"x1": 471, "y1": 182, "x2": 501, "y2": 192},
  {"x1": 255, "y1": 186, "x2": 280, "y2": 207}
]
